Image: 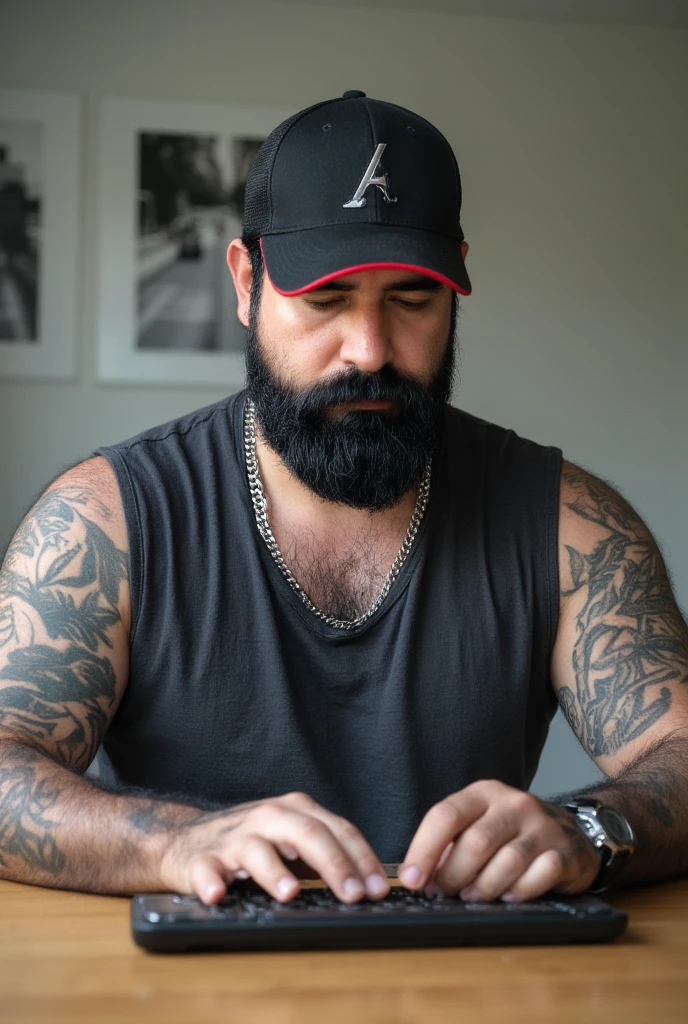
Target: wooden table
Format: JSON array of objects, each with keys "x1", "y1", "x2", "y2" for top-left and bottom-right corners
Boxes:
[{"x1": 2, "y1": 877, "x2": 687, "y2": 1023}]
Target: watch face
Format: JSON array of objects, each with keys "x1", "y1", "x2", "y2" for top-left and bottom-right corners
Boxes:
[{"x1": 598, "y1": 806, "x2": 635, "y2": 845}]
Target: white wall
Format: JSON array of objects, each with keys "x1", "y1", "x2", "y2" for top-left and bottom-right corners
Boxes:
[{"x1": 1, "y1": 0, "x2": 686, "y2": 797}]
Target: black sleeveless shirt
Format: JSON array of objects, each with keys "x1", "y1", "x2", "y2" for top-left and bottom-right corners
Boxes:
[{"x1": 95, "y1": 391, "x2": 562, "y2": 862}]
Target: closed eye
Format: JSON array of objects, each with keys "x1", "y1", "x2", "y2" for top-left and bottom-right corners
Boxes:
[{"x1": 305, "y1": 297, "x2": 342, "y2": 309}]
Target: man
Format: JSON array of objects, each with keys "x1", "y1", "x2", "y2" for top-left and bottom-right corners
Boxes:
[{"x1": 1, "y1": 92, "x2": 687, "y2": 909}]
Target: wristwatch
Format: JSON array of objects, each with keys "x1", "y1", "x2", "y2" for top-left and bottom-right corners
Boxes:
[{"x1": 563, "y1": 798, "x2": 636, "y2": 893}]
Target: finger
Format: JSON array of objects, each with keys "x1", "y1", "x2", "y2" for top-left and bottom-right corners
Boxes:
[
  {"x1": 437, "y1": 841, "x2": 454, "y2": 872},
  {"x1": 315, "y1": 813, "x2": 390, "y2": 899},
  {"x1": 279, "y1": 797, "x2": 387, "y2": 899},
  {"x1": 188, "y1": 854, "x2": 233, "y2": 905},
  {"x1": 498, "y1": 849, "x2": 566, "y2": 903},
  {"x1": 235, "y1": 833, "x2": 301, "y2": 902},
  {"x1": 423, "y1": 843, "x2": 455, "y2": 896},
  {"x1": 400, "y1": 790, "x2": 490, "y2": 889},
  {"x1": 454, "y1": 836, "x2": 542, "y2": 901},
  {"x1": 277, "y1": 842, "x2": 299, "y2": 861},
  {"x1": 243, "y1": 808, "x2": 367, "y2": 903},
  {"x1": 433, "y1": 812, "x2": 522, "y2": 895}
]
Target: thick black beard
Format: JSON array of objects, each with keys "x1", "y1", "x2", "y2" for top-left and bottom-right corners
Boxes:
[{"x1": 244, "y1": 302, "x2": 457, "y2": 512}]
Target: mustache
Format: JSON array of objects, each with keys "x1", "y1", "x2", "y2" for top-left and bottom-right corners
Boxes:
[{"x1": 282, "y1": 365, "x2": 435, "y2": 420}]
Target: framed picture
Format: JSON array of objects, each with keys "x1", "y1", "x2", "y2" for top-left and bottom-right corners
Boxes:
[
  {"x1": 0, "y1": 89, "x2": 80, "y2": 379},
  {"x1": 97, "y1": 97, "x2": 293, "y2": 386}
]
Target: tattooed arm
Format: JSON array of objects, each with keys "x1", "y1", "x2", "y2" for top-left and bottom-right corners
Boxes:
[
  {"x1": 0, "y1": 462, "x2": 390, "y2": 904},
  {"x1": 549, "y1": 460, "x2": 688, "y2": 888},
  {"x1": 0, "y1": 459, "x2": 225, "y2": 894}
]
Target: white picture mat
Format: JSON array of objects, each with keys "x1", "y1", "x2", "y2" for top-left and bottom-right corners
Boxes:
[
  {"x1": 0, "y1": 90, "x2": 79, "y2": 380},
  {"x1": 97, "y1": 97, "x2": 294, "y2": 386}
]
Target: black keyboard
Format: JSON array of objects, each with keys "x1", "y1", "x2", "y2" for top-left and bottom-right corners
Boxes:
[{"x1": 131, "y1": 883, "x2": 627, "y2": 952}]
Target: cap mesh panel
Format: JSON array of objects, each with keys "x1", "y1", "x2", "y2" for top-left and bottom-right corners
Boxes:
[{"x1": 243, "y1": 99, "x2": 335, "y2": 239}]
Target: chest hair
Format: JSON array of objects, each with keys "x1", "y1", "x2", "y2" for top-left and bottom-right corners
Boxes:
[{"x1": 280, "y1": 527, "x2": 398, "y2": 621}]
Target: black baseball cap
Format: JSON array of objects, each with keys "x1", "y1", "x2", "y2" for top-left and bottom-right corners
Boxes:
[{"x1": 242, "y1": 90, "x2": 472, "y2": 297}]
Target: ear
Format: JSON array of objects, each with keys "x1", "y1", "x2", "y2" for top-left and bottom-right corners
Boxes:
[
  {"x1": 226, "y1": 238, "x2": 254, "y2": 328},
  {"x1": 460, "y1": 241, "x2": 469, "y2": 261}
]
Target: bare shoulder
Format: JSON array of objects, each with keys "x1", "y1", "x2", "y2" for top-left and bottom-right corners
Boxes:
[
  {"x1": 557, "y1": 458, "x2": 659, "y2": 596},
  {"x1": 53, "y1": 453, "x2": 121, "y2": 495},
  {"x1": 3, "y1": 455, "x2": 130, "y2": 619},
  {"x1": 43, "y1": 455, "x2": 127, "y2": 545}
]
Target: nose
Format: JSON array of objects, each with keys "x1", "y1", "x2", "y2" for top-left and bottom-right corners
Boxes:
[{"x1": 337, "y1": 304, "x2": 393, "y2": 374}]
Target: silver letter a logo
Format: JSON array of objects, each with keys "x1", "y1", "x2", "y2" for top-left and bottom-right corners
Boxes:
[{"x1": 343, "y1": 143, "x2": 398, "y2": 209}]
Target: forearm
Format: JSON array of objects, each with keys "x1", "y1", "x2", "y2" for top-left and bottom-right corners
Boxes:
[
  {"x1": 0, "y1": 740, "x2": 217, "y2": 895},
  {"x1": 552, "y1": 734, "x2": 688, "y2": 890}
]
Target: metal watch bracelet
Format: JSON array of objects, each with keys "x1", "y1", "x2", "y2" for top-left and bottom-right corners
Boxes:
[{"x1": 562, "y1": 799, "x2": 636, "y2": 894}]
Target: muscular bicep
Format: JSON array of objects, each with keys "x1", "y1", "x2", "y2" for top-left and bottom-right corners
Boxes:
[
  {"x1": 551, "y1": 460, "x2": 688, "y2": 775},
  {"x1": 0, "y1": 457, "x2": 130, "y2": 771}
]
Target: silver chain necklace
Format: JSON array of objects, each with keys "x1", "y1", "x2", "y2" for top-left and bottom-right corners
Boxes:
[{"x1": 244, "y1": 398, "x2": 432, "y2": 630}]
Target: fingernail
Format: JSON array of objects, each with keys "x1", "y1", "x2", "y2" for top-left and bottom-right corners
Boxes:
[
  {"x1": 365, "y1": 873, "x2": 390, "y2": 898},
  {"x1": 501, "y1": 891, "x2": 517, "y2": 902},
  {"x1": 424, "y1": 882, "x2": 441, "y2": 898},
  {"x1": 277, "y1": 877, "x2": 298, "y2": 900},
  {"x1": 460, "y1": 886, "x2": 481, "y2": 901},
  {"x1": 343, "y1": 876, "x2": 365, "y2": 900},
  {"x1": 400, "y1": 865, "x2": 423, "y2": 887}
]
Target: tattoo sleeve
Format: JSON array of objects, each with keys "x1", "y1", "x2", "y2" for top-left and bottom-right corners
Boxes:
[
  {"x1": 0, "y1": 483, "x2": 169, "y2": 890},
  {"x1": 553, "y1": 464, "x2": 688, "y2": 888},
  {"x1": 0, "y1": 486, "x2": 127, "y2": 770},
  {"x1": 558, "y1": 464, "x2": 688, "y2": 758}
]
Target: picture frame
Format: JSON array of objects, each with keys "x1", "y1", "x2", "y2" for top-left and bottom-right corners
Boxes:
[
  {"x1": 0, "y1": 89, "x2": 80, "y2": 380},
  {"x1": 96, "y1": 97, "x2": 293, "y2": 386}
]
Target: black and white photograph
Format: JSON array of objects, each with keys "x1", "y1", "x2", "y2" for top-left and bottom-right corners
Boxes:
[
  {"x1": 0, "y1": 89, "x2": 79, "y2": 380},
  {"x1": 0, "y1": 120, "x2": 41, "y2": 343},
  {"x1": 97, "y1": 97, "x2": 291, "y2": 385},
  {"x1": 136, "y1": 132, "x2": 263, "y2": 353}
]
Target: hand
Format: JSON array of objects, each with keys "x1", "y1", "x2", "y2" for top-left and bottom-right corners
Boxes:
[
  {"x1": 398, "y1": 780, "x2": 602, "y2": 902},
  {"x1": 158, "y1": 791, "x2": 391, "y2": 906}
]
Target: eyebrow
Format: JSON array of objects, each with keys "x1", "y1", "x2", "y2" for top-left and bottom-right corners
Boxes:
[{"x1": 308, "y1": 276, "x2": 444, "y2": 294}]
